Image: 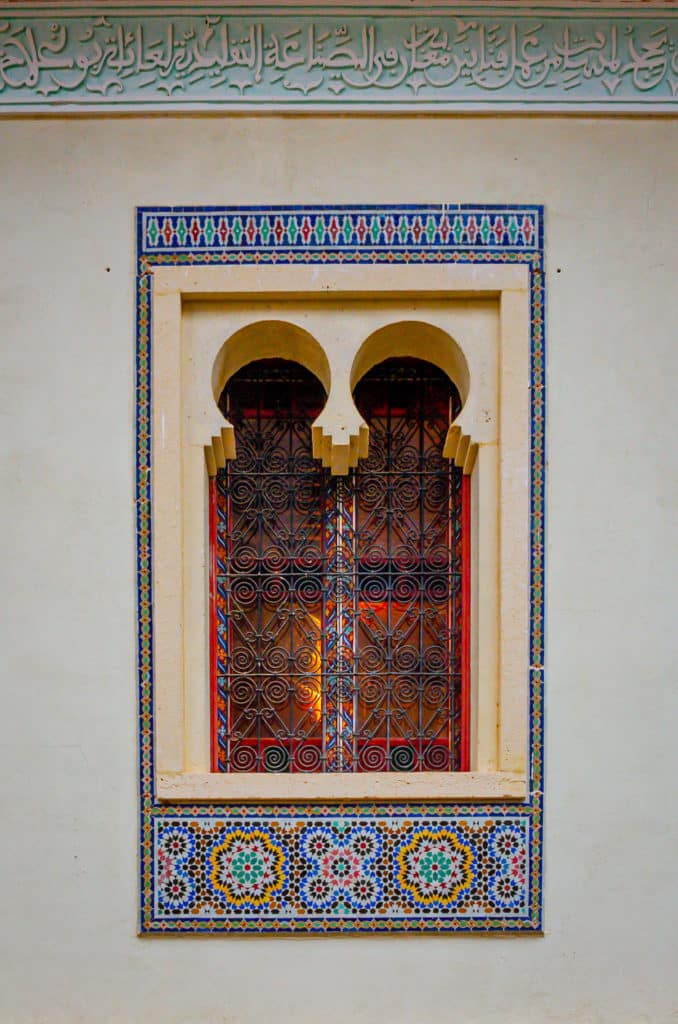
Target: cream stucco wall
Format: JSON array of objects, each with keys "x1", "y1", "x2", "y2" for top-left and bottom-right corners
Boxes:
[{"x1": 1, "y1": 117, "x2": 676, "y2": 1023}]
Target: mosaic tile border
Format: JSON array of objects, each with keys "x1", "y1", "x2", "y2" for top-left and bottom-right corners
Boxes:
[
  {"x1": 136, "y1": 203, "x2": 546, "y2": 934},
  {"x1": 153, "y1": 816, "x2": 533, "y2": 930},
  {"x1": 3, "y1": 6, "x2": 678, "y2": 113}
]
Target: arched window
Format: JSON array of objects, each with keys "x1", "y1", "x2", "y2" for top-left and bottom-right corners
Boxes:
[
  {"x1": 211, "y1": 360, "x2": 327, "y2": 774},
  {"x1": 210, "y1": 355, "x2": 470, "y2": 774},
  {"x1": 352, "y1": 358, "x2": 467, "y2": 772}
]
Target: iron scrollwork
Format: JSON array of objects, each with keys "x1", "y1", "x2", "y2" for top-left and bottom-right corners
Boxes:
[{"x1": 214, "y1": 357, "x2": 463, "y2": 773}]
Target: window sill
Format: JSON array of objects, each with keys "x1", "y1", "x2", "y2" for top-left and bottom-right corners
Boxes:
[{"x1": 156, "y1": 770, "x2": 527, "y2": 803}]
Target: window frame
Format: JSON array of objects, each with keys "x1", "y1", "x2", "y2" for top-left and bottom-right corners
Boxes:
[{"x1": 151, "y1": 262, "x2": 530, "y2": 803}]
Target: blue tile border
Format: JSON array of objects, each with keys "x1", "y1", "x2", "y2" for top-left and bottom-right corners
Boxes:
[{"x1": 136, "y1": 203, "x2": 546, "y2": 934}]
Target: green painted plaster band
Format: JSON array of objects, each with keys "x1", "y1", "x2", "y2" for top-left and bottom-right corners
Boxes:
[{"x1": 1, "y1": 6, "x2": 677, "y2": 112}]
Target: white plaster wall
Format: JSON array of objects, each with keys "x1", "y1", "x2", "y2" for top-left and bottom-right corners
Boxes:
[{"x1": 0, "y1": 117, "x2": 676, "y2": 1024}]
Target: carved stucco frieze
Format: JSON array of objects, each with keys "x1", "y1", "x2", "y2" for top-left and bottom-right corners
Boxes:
[{"x1": 0, "y1": 6, "x2": 677, "y2": 112}]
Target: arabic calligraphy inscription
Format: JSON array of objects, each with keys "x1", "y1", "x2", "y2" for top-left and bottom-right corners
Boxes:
[{"x1": 0, "y1": 12, "x2": 676, "y2": 107}]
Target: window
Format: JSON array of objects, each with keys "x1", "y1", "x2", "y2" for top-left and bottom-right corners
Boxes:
[
  {"x1": 140, "y1": 203, "x2": 543, "y2": 935},
  {"x1": 210, "y1": 356, "x2": 470, "y2": 775},
  {"x1": 151, "y1": 259, "x2": 529, "y2": 802}
]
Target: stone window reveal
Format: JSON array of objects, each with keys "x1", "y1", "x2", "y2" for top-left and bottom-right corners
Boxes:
[{"x1": 151, "y1": 254, "x2": 530, "y2": 803}]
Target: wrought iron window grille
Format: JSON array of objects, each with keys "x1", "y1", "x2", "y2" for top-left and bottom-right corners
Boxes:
[{"x1": 209, "y1": 357, "x2": 470, "y2": 774}]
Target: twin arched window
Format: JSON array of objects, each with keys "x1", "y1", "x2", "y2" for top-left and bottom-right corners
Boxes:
[{"x1": 209, "y1": 356, "x2": 470, "y2": 774}]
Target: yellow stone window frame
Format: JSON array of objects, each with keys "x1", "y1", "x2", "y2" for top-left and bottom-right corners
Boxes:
[{"x1": 151, "y1": 263, "x2": 529, "y2": 802}]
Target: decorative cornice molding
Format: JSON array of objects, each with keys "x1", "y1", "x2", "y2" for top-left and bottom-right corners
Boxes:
[{"x1": 1, "y1": 6, "x2": 677, "y2": 113}]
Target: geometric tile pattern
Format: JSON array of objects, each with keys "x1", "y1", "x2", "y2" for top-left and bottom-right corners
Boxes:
[
  {"x1": 136, "y1": 203, "x2": 545, "y2": 934},
  {"x1": 154, "y1": 817, "x2": 531, "y2": 930},
  {"x1": 142, "y1": 207, "x2": 539, "y2": 252}
]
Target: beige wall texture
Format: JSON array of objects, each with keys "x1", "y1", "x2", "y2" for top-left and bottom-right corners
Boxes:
[{"x1": 1, "y1": 117, "x2": 677, "y2": 1024}]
